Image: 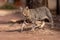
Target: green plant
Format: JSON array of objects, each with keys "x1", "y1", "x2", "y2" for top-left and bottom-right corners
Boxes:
[{"x1": 0, "y1": 4, "x2": 17, "y2": 10}]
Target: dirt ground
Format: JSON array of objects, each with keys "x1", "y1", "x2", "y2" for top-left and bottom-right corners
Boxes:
[
  {"x1": 0, "y1": 29, "x2": 60, "y2": 40},
  {"x1": 0, "y1": 15, "x2": 60, "y2": 40}
]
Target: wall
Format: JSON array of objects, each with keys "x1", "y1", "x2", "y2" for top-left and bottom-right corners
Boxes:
[
  {"x1": 48, "y1": 0, "x2": 57, "y2": 10},
  {"x1": 0, "y1": 0, "x2": 7, "y2": 7}
]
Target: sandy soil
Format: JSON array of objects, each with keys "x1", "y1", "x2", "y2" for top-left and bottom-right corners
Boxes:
[
  {"x1": 0, "y1": 29, "x2": 60, "y2": 40},
  {"x1": 0, "y1": 15, "x2": 60, "y2": 40}
]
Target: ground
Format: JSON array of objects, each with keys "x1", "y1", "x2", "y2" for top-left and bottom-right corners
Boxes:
[
  {"x1": 0, "y1": 15, "x2": 60, "y2": 40},
  {"x1": 0, "y1": 29, "x2": 60, "y2": 40}
]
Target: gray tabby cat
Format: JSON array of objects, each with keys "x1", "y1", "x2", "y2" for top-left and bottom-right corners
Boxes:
[{"x1": 23, "y1": 6, "x2": 54, "y2": 31}]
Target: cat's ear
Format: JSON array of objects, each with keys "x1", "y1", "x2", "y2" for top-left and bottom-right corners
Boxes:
[
  {"x1": 19, "y1": 7, "x2": 24, "y2": 11},
  {"x1": 25, "y1": 6, "x2": 29, "y2": 10}
]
